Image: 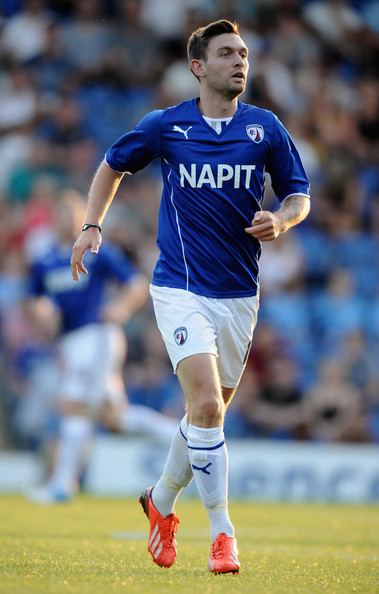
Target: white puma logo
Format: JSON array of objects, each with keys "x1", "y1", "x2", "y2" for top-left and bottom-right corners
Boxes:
[{"x1": 173, "y1": 125, "x2": 192, "y2": 140}]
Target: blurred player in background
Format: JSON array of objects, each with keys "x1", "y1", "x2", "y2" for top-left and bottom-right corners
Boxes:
[
  {"x1": 26, "y1": 190, "x2": 178, "y2": 503},
  {"x1": 70, "y1": 20, "x2": 310, "y2": 574}
]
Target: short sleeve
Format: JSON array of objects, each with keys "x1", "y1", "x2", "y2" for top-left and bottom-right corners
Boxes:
[
  {"x1": 105, "y1": 110, "x2": 162, "y2": 174},
  {"x1": 266, "y1": 114, "x2": 311, "y2": 202}
]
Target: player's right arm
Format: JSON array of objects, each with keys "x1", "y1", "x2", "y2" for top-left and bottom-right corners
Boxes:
[
  {"x1": 71, "y1": 109, "x2": 162, "y2": 281},
  {"x1": 71, "y1": 161, "x2": 124, "y2": 280}
]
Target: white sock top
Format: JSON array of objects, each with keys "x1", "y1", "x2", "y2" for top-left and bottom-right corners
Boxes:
[{"x1": 187, "y1": 424, "x2": 224, "y2": 447}]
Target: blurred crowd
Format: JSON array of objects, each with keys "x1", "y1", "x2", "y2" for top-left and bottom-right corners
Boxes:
[{"x1": 0, "y1": 0, "x2": 378, "y2": 449}]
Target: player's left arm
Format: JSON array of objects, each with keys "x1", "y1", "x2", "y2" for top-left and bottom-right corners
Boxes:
[
  {"x1": 246, "y1": 113, "x2": 311, "y2": 242},
  {"x1": 245, "y1": 194, "x2": 310, "y2": 242}
]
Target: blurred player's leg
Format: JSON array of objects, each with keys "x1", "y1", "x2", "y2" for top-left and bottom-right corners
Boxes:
[
  {"x1": 26, "y1": 407, "x2": 93, "y2": 503},
  {"x1": 98, "y1": 324, "x2": 179, "y2": 442},
  {"x1": 119, "y1": 404, "x2": 178, "y2": 441},
  {"x1": 48, "y1": 413, "x2": 92, "y2": 497},
  {"x1": 27, "y1": 326, "x2": 103, "y2": 502}
]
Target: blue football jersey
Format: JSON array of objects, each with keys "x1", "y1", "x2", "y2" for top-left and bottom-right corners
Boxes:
[
  {"x1": 105, "y1": 99, "x2": 310, "y2": 298},
  {"x1": 28, "y1": 242, "x2": 137, "y2": 333}
]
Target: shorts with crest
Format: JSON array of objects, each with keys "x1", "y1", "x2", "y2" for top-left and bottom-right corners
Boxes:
[{"x1": 150, "y1": 285, "x2": 259, "y2": 388}]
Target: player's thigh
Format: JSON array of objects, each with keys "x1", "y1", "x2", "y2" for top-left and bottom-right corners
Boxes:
[
  {"x1": 217, "y1": 295, "x2": 259, "y2": 389},
  {"x1": 177, "y1": 353, "x2": 224, "y2": 424},
  {"x1": 150, "y1": 285, "x2": 219, "y2": 374},
  {"x1": 177, "y1": 352, "x2": 222, "y2": 402}
]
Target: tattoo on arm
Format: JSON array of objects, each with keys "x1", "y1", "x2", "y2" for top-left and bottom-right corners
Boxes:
[{"x1": 276, "y1": 194, "x2": 310, "y2": 232}]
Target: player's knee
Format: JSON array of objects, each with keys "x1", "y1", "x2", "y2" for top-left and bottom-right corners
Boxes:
[{"x1": 190, "y1": 395, "x2": 224, "y2": 426}]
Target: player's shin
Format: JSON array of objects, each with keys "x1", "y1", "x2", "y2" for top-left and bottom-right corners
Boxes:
[
  {"x1": 187, "y1": 424, "x2": 234, "y2": 541},
  {"x1": 152, "y1": 415, "x2": 193, "y2": 516}
]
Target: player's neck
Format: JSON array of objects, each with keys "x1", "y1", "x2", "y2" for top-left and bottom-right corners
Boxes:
[{"x1": 197, "y1": 90, "x2": 238, "y2": 119}]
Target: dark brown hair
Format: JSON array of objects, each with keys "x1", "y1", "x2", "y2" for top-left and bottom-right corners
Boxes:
[{"x1": 187, "y1": 19, "x2": 240, "y2": 63}]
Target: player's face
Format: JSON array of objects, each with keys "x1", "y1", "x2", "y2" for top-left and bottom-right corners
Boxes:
[{"x1": 201, "y1": 33, "x2": 249, "y2": 99}]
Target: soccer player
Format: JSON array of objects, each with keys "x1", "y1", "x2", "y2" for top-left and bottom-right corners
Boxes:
[
  {"x1": 70, "y1": 20, "x2": 310, "y2": 573},
  {"x1": 26, "y1": 190, "x2": 178, "y2": 504}
]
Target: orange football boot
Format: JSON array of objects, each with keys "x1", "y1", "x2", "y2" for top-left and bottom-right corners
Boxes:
[
  {"x1": 208, "y1": 532, "x2": 240, "y2": 574},
  {"x1": 139, "y1": 486, "x2": 179, "y2": 568}
]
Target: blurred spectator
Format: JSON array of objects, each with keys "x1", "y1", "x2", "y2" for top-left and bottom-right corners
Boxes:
[
  {"x1": 284, "y1": 115, "x2": 321, "y2": 183},
  {"x1": 0, "y1": 0, "x2": 52, "y2": 62},
  {"x1": 337, "y1": 331, "x2": 378, "y2": 395},
  {"x1": 0, "y1": 249, "x2": 27, "y2": 313},
  {"x1": 249, "y1": 48, "x2": 302, "y2": 115},
  {"x1": 64, "y1": 137, "x2": 98, "y2": 195},
  {"x1": 259, "y1": 231, "x2": 306, "y2": 296},
  {"x1": 60, "y1": 0, "x2": 113, "y2": 71},
  {"x1": 361, "y1": 0, "x2": 379, "y2": 34},
  {"x1": 269, "y1": 8, "x2": 321, "y2": 71},
  {"x1": 304, "y1": 0, "x2": 363, "y2": 52},
  {"x1": 356, "y1": 77, "x2": 379, "y2": 213},
  {"x1": 21, "y1": 176, "x2": 58, "y2": 262},
  {"x1": 109, "y1": 0, "x2": 160, "y2": 86},
  {"x1": 7, "y1": 138, "x2": 66, "y2": 204},
  {"x1": 158, "y1": 57, "x2": 199, "y2": 105},
  {"x1": 312, "y1": 268, "x2": 364, "y2": 349},
  {"x1": 0, "y1": 63, "x2": 39, "y2": 189},
  {"x1": 303, "y1": 358, "x2": 368, "y2": 443},
  {"x1": 141, "y1": 0, "x2": 211, "y2": 39},
  {"x1": 238, "y1": 355, "x2": 304, "y2": 440},
  {"x1": 26, "y1": 19, "x2": 76, "y2": 101},
  {"x1": 259, "y1": 286, "x2": 311, "y2": 356},
  {"x1": 41, "y1": 94, "x2": 88, "y2": 148}
]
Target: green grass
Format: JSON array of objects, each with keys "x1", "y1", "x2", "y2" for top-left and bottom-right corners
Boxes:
[{"x1": 0, "y1": 496, "x2": 378, "y2": 594}]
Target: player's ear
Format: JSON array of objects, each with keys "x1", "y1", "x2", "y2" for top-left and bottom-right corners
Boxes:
[{"x1": 190, "y1": 58, "x2": 205, "y2": 79}]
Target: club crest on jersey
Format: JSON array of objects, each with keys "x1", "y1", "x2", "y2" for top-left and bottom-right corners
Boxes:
[
  {"x1": 246, "y1": 124, "x2": 264, "y2": 143},
  {"x1": 174, "y1": 327, "x2": 187, "y2": 346}
]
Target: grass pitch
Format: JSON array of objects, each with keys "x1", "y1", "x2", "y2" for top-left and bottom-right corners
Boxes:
[{"x1": 0, "y1": 495, "x2": 378, "y2": 594}]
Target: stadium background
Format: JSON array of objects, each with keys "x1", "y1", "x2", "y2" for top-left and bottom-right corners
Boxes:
[{"x1": 0, "y1": 0, "x2": 378, "y2": 500}]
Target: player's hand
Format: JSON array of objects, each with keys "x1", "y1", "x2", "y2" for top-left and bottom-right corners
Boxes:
[
  {"x1": 245, "y1": 210, "x2": 283, "y2": 242},
  {"x1": 71, "y1": 228, "x2": 102, "y2": 281}
]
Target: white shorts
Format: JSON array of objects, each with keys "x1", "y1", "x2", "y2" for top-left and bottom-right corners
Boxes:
[
  {"x1": 150, "y1": 285, "x2": 259, "y2": 388},
  {"x1": 58, "y1": 323, "x2": 126, "y2": 407}
]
